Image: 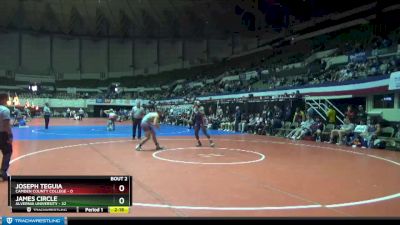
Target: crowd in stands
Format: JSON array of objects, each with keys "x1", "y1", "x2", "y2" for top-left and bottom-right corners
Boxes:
[
  {"x1": 166, "y1": 79, "x2": 256, "y2": 99},
  {"x1": 158, "y1": 52, "x2": 400, "y2": 100},
  {"x1": 162, "y1": 101, "x2": 400, "y2": 150},
  {"x1": 18, "y1": 92, "x2": 53, "y2": 99},
  {"x1": 4, "y1": 30, "x2": 398, "y2": 102},
  {"x1": 141, "y1": 36, "x2": 400, "y2": 99},
  {"x1": 16, "y1": 92, "x2": 95, "y2": 100},
  {"x1": 320, "y1": 54, "x2": 400, "y2": 83},
  {"x1": 8, "y1": 91, "x2": 400, "y2": 150},
  {"x1": 12, "y1": 49, "x2": 399, "y2": 102}
]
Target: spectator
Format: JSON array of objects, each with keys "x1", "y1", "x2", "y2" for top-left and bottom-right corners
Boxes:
[
  {"x1": 286, "y1": 114, "x2": 314, "y2": 140},
  {"x1": 326, "y1": 117, "x2": 355, "y2": 145},
  {"x1": 310, "y1": 116, "x2": 324, "y2": 142},
  {"x1": 345, "y1": 105, "x2": 356, "y2": 123},
  {"x1": 283, "y1": 104, "x2": 292, "y2": 122},
  {"x1": 365, "y1": 119, "x2": 382, "y2": 148},
  {"x1": 210, "y1": 114, "x2": 221, "y2": 130},
  {"x1": 247, "y1": 114, "x2": 257, "y2": 134},
  {"x1": 356, "y1": 105, "x2": 367, "y2": 124},
  {"x1": 261, "y1": 105, "x2": 268, "y2": 120},
  {"x1": 270, "y1": 105, "x2": 283, "y2": 135},
  {"x1": 326, "y1": 106, "x2": 336, "y2": 124},
  {"x1": 266, "y1": 105, "x2": 274, "y2": 122},
  {"x1": 225, "y1": 106, "x2": 230, "y2": 116},
  {"x1": 395, "y1": 124, "x2": 400, "y2": 139},
  {"x1": 293, "y1": 107, "x2": 305, "y2": 124},
  {"x1": 382, "y1": 37, "x2": 392, "y2": 48},
  {"x1": 208, "y1": 106, "x2": 213, "y2": 115},
  {"x1": 227, "y1": 115, "x2": 235, "y2": 131},
  {"x1": 66, "y1": 108, "x2": 71, "y2": 118},
  {"x1": 255, "y1": 116, "x2": 266, "y2": 135},
  {"x1": 216, "y1": 106, "x2": 223, "y2": 118},
  {"x1": 305, "y1": 105, "x2": 315, "y2": 118},
  {"x1": 350, "y1": 120, "x2": 369, "y2": 147},
  {"x1": 220, "y1": 116, "x2": 229, "y2": 131},
  {"x1": 379, "y1": 59, "x2": 389, "y2": 74},
  {"x1": 321, "y1": 59, "x2": 327, "y2": 71},
  {"x1": 234, "y1": 106, "x2": 241, "y2": 132},
  {"x1": 238, "y1": 113, "x2": 248, "y2": 133}
]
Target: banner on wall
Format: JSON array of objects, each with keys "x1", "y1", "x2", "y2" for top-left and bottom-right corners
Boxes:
[
  {"x1": 67, "y1": 87, "x2": 77, "y2": 94},
  {"x1": 88, "y1": 99, "x2": 137, "y2": 106},
  {"x1": 239, "y1": 73, "x2": 246, "y2": 81},
  {"x1": 115, "y1": 99, "x2": 125, "y2": 105},
  {"x1": 388, "y1": 71, "x2": 400, "y2": 90},
  {"x1": 244, "y1": 71, "x2": 258, "y2": 79},
  {"x1": 349, "y1": 52, "x2": 367, "y2": 63}
]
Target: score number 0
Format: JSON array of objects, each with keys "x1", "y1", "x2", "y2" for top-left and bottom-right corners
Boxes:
[{"x1": 118, "y1": 184, "x2": 126, "y2": 205}]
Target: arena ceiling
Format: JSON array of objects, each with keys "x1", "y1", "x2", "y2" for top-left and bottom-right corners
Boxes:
[{"x1": 0, "y1": 0, "x2": 385, "y2": 39}]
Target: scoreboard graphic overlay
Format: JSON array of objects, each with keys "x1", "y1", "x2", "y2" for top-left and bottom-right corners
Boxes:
[{"x1": 8, "y1": 176, "x2": 132, "y2": 214}]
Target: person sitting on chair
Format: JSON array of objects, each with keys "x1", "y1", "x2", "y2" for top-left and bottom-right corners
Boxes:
[
  {"x1": 310, "y1": 116, "x2": 324, "y2": 142},
  {"x1": 286, "y1": 114, "x2": 314, "y2": 140},
  {"x1": 326, "y1": 117, "x2": 354, "y2": 145}
]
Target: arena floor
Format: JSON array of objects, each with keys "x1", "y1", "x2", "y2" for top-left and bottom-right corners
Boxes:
[{"x1": 1, "y1": 118, "x2": 400, "y2": 217}]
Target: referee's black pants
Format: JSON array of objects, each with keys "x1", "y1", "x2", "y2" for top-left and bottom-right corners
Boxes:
[
  {"x1": 44, "y1": 115, "x2": 50, "y2": 129},
  {"x1": 132, "y1": 118, "x2": 142, "y2": 139},
  {"x1": 0, "y1": 132, "x2": 12, "y2": 179}
]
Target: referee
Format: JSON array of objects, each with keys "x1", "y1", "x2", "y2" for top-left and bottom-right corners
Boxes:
[
  {"x1": 78, "y1": 108, "x2": 85, "y2": 121},
  {"x1": 131, "y1": 101, "x2": 145, "y2": 140},
  {"x1": 43, "y1": 103, "x2": 51, "y2": 129},
  {"x1": 0, "y1": 93, "x2": 13, "y2": 182}
]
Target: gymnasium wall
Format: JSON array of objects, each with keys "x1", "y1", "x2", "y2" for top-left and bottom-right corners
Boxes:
[
  {"x1": 134, "y1": 39, "x2": 158, "y2": 75},
  {"x1": 21, "y1": 34, "x2": 50, "y2": 75},
  {"x1": 159, "y1": 39, "x2": 182, "y2": 72},
  {"x1": 81, "y1": 38, "x2": 107, "y2": 74},
  {"x1": 208, "y1": 39, "x2": 231, "y2": 62},
  {"x1": 53, "y1": 36, "x2": 79, "y2": 73},
  {"x1": 183, "y1": 39, "x2": 206, "y2": 68},
  {"x1": 109, "y1": 39, "x2": 132, "y2": 73},
  {"x1": 0, "y1": 31, "x2": 260, "y2": 79},
  {"x1": 0, "y1": 32, "x2": 18, "y2": 70}
]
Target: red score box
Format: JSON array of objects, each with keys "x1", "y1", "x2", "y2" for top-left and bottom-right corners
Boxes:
[{"x1": 54, "y1": 183, "x2": 130, "y2": 195}]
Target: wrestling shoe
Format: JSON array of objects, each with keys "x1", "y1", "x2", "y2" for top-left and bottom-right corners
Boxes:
[
  {"x1": 209, "y1": 142, "x2": 215, "y2": 147},
  {"x1": 196, "y1": 142, "x2": 202, "y2": 147},
  {"x1": 156, "y1": 146, "x2": 164, "y2": 151},
  {"x1": 135, "y1": 144, "x2": 142, "y2": 151}
]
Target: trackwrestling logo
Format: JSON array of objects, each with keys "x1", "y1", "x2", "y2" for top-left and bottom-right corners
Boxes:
[{"x1": 2, "y1": 217, "x2": 64, "y2": 225}]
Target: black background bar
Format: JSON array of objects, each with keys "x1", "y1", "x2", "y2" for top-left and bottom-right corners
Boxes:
[
  {"x1": 130, "y1": 176, "x2": 133, "y2": 206},
  {"x1": 12, "y1": 206, "x2": 77, "y2": 213},
  {"x1": 10, "y1": 176, "x2": 130, "y2": 181},
  {"x1": 78, "y1": 207, "x2": 108, "y2": 213},
  {"x1": 8, "y1": 176, "x2": 10, "y2": 206},
  {"x1": 66, "y1": 218, "x2": 400, "y2": 225}
]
